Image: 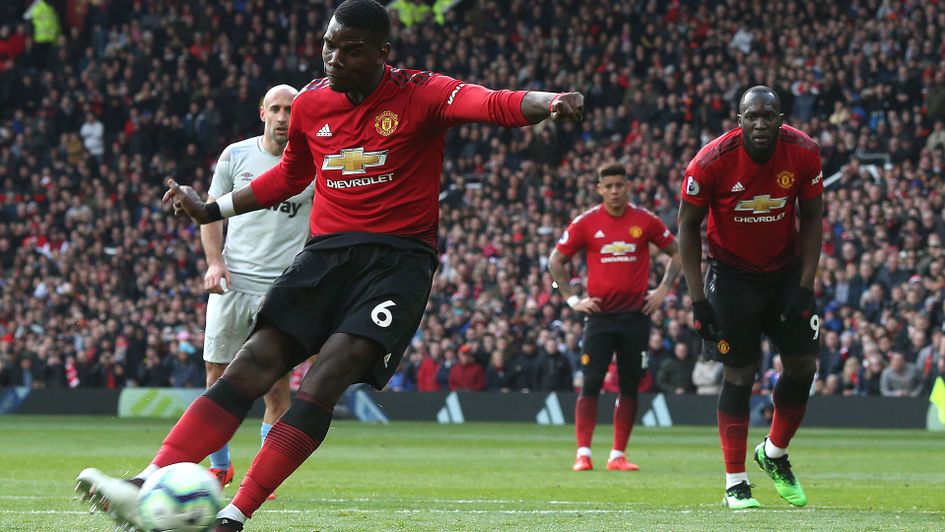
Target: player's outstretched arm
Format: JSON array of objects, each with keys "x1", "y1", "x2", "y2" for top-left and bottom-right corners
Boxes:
[
  {"x1": 434, "y1": 78, "x2": 583, "y2": 127},
  {"x1": 521, "y1": 91, "x2": 584, "y2": 123},
  {"x1": 163, "y1": 178, "x2": 265, "y2": 225}
]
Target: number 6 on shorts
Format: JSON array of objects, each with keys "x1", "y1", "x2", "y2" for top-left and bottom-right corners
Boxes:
[{"x1": 371, "y1": 300, "x2": 396, "y2": 328}]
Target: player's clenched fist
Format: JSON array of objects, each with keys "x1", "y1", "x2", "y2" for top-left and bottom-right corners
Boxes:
[
  {"x1": 550, "y1": 92, "x2": 584, "y2": 122},
  {"x1": 163, "y1": 177, "x2": 213, "y2": 224}
]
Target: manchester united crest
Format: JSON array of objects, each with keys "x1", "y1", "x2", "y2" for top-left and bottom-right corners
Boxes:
[
  {"x1": 717, "y1": 339, "x2": 731, "y2": 355},
  {"x1": 776, "y1": 171, "x2": 795, "y2": 189},
  {"x1": 374, "y1": 110, "x2": 399, "y2": 136},
  {"x1": 629, "y1": 226, "x2": 643, "y2": 238}
]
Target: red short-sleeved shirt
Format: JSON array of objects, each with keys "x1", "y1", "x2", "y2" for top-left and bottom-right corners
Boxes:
[
  {"x1": 680, "y1": 124, "x2": 823, "y2": 273},
  {"x1": 556, "y1": 203, "x2": 674, "y2": 313}
]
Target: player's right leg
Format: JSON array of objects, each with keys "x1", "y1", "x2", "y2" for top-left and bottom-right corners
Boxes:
[
  {"x1": 719, "y1": 364, "x2": 760, "y2": 509},
  {"x1": 573, "y1": 317, "x2": 617, "y2": 471},
  {"x1": 707, "y1": 266, "x2": 763, "y2": 508},
  {"x1": 76, "y1": 325, "x2": 300, "y2": 528}
]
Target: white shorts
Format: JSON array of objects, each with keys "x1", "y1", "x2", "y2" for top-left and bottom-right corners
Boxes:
[{"x1": 203, "y1": 290, "x2": 264, "y2": 364}]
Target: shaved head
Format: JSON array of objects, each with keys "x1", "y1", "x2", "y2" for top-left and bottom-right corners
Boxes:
[
  {"x1": 261, "y1": 84, "x2": 299, "y2": 108},
  {"x1": 738, "y1": 86, "x2": 781, "y2": 114},
  {"x1": 259, "y1": 84, "x2": 298, "y2": 153}
]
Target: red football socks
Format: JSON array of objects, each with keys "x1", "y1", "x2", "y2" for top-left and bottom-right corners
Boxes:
[
  {"x1": 575, "y1": 396, "x2": 598, "y2": 448},
  {"x1": 717, "y1": 410, "x2": 750, "y2": 473},
  {"x1": 153, "y1": 395, "x2": 245, "y2": 468},
  {"x1": 232, "y1": 421, "x2": 321, "y2": 517},
  {"x1": 612, "y1": 395, "x2": 638, "y2": 452}
]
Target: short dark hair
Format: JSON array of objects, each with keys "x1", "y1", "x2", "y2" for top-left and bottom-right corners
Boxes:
[
  {"x1": 597, "y1": 162, "x2": 626, "y2": 180},
  {"x1": 334, "y1": 0, "x2": 391, "y2": 42},
  {"x1": 739, "y1": 85, "x2": 781, "y2": 114}
]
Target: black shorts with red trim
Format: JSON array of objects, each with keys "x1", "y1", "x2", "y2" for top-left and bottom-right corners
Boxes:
[
  {"x1": 704, "y1": 261, "x2": 820, "y2": 367},
  {"x1": 257, "y1": 232, "x2": 437, "y2": 389}
]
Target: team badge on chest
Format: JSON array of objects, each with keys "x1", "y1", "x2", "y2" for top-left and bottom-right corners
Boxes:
[
  {"x1": 375, "y1": 110, "x2": 399, "y2": 136},
  {"x1": 776, "y1": 171, "x2": 795, "y2": 189},
  {"x1": 629, "y1": 226, "x2": 643, "y2": 238}
]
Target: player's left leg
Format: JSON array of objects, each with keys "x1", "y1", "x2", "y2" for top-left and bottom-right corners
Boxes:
[
  {"x1": 753, "y1": 353, "x2": 815, "y2": 507},
  {"x1": 607, "y1": 314, "x2": 649, "y2": 471},
  {"x1": 260, "y1": 373, "x2": 291, "y2": 501},
  {"x1": 216, "y1": 333, "x2": 380, "y2": 528},
  {"x1": 76, "y1": 325, "x2": 301, "y2": 529},
  {"x1": 755, "y1": 279, "x2": 820, "y2": 507}
]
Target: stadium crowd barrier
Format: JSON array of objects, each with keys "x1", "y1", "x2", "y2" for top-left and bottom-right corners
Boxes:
[{"x1": 2, "y1": 386, "x2": 941, "y2": 430}]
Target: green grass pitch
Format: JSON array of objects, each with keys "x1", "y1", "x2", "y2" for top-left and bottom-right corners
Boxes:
[{"x1": 0, "y1": 416, "x2": 943, "y2": 531}]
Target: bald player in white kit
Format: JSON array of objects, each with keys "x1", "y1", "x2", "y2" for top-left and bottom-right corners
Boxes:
[{"x1": 201, "y1": 85, "x2": 315, "y2": 496}]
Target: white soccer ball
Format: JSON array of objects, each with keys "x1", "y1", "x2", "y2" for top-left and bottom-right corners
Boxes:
[{"x1": 137, "y1": 462, "x2": 224, "y2": 532}]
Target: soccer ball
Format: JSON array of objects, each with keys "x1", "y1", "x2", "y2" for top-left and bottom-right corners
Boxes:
[{"x1": 137, "y1": 462, "x2": 223, "y2": 531}]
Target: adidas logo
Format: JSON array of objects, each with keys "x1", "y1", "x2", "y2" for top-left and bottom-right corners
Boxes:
[
  {"x1": 731, "y1": 182, "x2": 745, "y2": 192},
  {"x1": 316, "y1": 123, "x2": 332, "y2": 137},
  {"x1": 594, "y1": 230, "x2": 606, "y2": 238}
]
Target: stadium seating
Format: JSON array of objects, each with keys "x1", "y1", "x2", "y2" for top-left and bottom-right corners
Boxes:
[{"x1": 1, "y1": 0, "x2": 944, "y2": 398}]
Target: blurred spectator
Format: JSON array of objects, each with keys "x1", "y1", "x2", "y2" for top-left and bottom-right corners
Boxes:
[
  {"x1": 485, "y1": 350, "x2": 514, "y2": 392},
  {"x1": 859, "y1": 353, "x2": 886, "y2": 396},
  {"x1": 386, "y1": 360, "x2": 415, "y2": 392},
  {"x1": 534, "y1": 338, "x2": 573, "y2": 391},
  {"x1": 167, "y1": 343, "x2": 202, "y2": 388},
  {"x1": 839, "y1": 356, "x2": 860, "y2": 396},
  {"x1": 415, "y1": 344, "x2": 442, "y2": 392},
  {"x1": 880, "y1": 352, "x2": 923, "y2": 398},
  {"x1": 448, "y1": 345, "x2": 485, "y2": 391},
  {"x1": 691, "y1": 353, "x2": 722, "y2": 395},
  {"x1": 656, "y1": 342, "x2": 695, "y2": 395}
]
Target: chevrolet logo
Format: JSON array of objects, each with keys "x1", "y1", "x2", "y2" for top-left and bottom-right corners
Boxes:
[
  {"x1": 734, "y1": 195, "x2": 787, "y2": 214},
  {"x1": 322, "y1": 147, "x2": 388, "y2": 175},
  {"x1": 600, "y1": 241, "x2": 637, "y2": 256}
]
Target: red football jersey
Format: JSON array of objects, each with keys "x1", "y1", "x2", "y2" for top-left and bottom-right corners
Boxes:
[
  {"x1": 250, "y1": 65, "x2": 532, "y2": 247},
  {"x1": 681, "y1": 124, "x2": 822, "y2": 273},
  {"x1": 555, "y1": 203, "x2": 674, "y2": 313}
]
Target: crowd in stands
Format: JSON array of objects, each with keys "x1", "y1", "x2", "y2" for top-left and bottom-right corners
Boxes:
[{"x1": 2, "y1": 0, "x2": 945, "y2": 402}]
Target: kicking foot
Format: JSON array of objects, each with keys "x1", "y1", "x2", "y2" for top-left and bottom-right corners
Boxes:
[
  {"x1": 754, "y1": 439, "x2": 808, "y2": 507},
  {"x1": 723, "y1": 481, "x2": 761, "y2": 509},
  {"x1": 75, "y1": 468, "x2": 143, "y2": 530}
]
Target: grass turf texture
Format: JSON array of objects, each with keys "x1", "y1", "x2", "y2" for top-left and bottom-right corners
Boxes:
[{"x1": 0, "y1": 416, "x2": 942, "y2": 531}]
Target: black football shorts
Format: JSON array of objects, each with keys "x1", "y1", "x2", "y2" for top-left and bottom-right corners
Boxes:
[
  {"x1": 581, "y1": 312, "x2": 650, "y2": 379},
  {"x1": 257, "y1": 232, "x2": 437, "y2": 389},
  {"x1": 704, "y1": 261, "x2": 820, "y2": 367}
]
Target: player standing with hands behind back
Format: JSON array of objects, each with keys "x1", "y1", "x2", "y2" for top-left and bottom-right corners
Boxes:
[
  {"x1": 549, "y1": 163, "x2": 681, "y2": 472},
  {"x1": 201, "y1": 84, "x2": 314, "y2": 497},
  {"x1": 678, "y1": 86, "x2": 823, "y2": 509}
]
